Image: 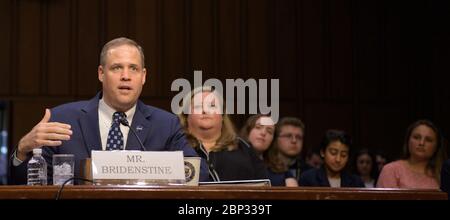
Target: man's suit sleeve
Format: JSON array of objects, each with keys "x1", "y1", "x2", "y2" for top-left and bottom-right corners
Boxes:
[{"x1": 8, "y1": 151, "x2": 30, "y2": 185}]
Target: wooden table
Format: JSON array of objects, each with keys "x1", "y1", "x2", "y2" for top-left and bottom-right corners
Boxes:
[{"x1": 0, "y1": 185, "x2": 447, "y2": 200}]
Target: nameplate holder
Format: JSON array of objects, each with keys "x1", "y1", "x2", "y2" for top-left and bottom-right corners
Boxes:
[{"x1": 91, "y1": 150, "x2": 186, "y2": 186}]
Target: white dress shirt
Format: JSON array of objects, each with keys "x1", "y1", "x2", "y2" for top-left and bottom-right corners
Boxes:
[{"x1": 98, "y1": 98, "x2": 136, "y2": 150}]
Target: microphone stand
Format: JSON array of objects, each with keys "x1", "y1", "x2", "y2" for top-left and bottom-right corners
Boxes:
[{"x1": 119, "y1": 118, "x2": 147, "y2": 151}]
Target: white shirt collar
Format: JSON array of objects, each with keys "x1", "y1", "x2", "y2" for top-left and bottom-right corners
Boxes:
[{"x1": 99, "y1": 98, "x2": 137, "y2": 124}]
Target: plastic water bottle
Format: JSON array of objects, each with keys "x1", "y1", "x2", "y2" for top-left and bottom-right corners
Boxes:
[{"x1": 27, "y1": 148, "x2": 47, "y2": 185}]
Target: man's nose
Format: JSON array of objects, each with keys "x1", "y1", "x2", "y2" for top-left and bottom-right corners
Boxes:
[
  {"x1": 121, "y1": 69, "x2": 131, "y2": 80},
  {"x1": 290, "y1": 136, "x2": 297, "y2": 143}
]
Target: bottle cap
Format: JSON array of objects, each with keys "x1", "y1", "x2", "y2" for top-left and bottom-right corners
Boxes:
[{"x1": 32, "y1": 148, "x2": 42, "y2": 154}]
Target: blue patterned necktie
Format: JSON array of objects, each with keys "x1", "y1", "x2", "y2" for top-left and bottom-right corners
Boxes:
[{"x1": 106, "y1": 112, "x2": 126, "y2": 150}]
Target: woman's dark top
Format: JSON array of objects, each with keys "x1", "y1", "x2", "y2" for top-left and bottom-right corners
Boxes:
[
  {"x1": 196, "y1": 138, "x2": 269, "y2": 181},
  {"x1": 299, "y1": 166, "x2": 365, "y2": 187}
]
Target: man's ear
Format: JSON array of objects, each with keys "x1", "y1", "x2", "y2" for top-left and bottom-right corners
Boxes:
[
  {"x1": 98, "y1": 65, "x2": 104, "y2": 82},
  {"x1": 142, "y1": 68, "x2": 147, "y2": 85}
]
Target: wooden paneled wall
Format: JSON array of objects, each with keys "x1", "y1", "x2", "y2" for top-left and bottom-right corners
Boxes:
[{"x1": 1, "y1": 0, "x2": 450, "y2": 160}]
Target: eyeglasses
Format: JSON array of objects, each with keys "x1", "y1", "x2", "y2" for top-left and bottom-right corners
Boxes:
[{"x1": 278, "y1": 133, "x2": 303, "y2": 141}]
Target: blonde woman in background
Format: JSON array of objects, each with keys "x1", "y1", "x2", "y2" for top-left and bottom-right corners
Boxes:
[{"x1": 177, "y1": 87, "x2": 268, "y2": 182}]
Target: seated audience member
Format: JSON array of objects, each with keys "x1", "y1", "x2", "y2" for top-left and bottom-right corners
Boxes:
[
  {"x1": 177, "y1": 87, "x2": 268, "y2": 182},
  {"x1": 299, "y1": 130, "x2": 364, "y2": 187},
  {"x1": 306, "y1": 150, "x2": 323, "y2": 169},
  {"x1": 441, "y1": 159, "x2": 450, "y2": 194},
  {"x1": 377, "y1": 120, "x2": 447, "y2": 189},
  {"x1": 375, "y1": 151, "x2": 388, "y2": 173},
  {"x1": 240, "y1": 114, "x2": 275, "y2": 158},
  {"x1": 353, "y1": 148, "x2": 379, "y2": 188},
  {"x1": 270, "y1": 117, "x2": 311, "y2": 182},
  {"x1": 240, "y1": 114, "x2": 298, "y2": 186}
]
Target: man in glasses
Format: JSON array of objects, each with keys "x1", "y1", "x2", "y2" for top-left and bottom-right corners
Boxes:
[{"x1": 274, "y1": 117, "x2": 312, "y2": 183}]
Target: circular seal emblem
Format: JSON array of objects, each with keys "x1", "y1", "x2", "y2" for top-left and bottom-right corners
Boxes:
[{"x1": 185, "y1": 161, "x2": 196, "y2": 182}]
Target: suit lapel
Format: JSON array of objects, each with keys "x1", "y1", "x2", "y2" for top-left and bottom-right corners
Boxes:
[
  {"x1": 79, "y1": 93, "x2": 102, "y2": 156},
  {"x1": 126, "y1": 100, "x2": 154, "y2": 151}
]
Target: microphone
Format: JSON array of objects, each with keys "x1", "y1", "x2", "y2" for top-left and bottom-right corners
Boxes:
[{"x1": 119, "y1": 118, "x2": 147, "y2": 151}]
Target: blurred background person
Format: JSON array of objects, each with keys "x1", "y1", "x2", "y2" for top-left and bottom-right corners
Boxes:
[
  {"x1": 375, "y1": 151, "x2": 388, "y2": 173},
  {"x1": 240, "y1": 114, "x2": 275, "y2": 158},
  {"x1": 299, "y1": 130, "x2": 364, "y2": 187},
  {"x1": 240, "y1": 114, "x2": 298, "y2": 186},
  {"x1": 306, "y1": 149, "x2": 323, "y2": 169},
  {"x1": 441, "y1": 159, "x2": 450, "y2": 194},
  {"x1": 377, "y1": 120, "x2": 447, "y2": 189},
  {"x1": 270, "y1": 117, "x2": 311, "y2": 183},
  {"x1": 352, "y1": 148, "x2": 379, "y2": 188},
  {"x1": 177, "y1": 87, "x2": 267, "y2": 182},
  {"x1": 440, "y1": 138, "x2": 449, "y2": 194}
]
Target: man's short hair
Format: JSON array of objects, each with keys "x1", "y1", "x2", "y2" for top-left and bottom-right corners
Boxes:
[
  {"x1": 275, "y1": 117, "x2": 305, "y2": 137},
  {"x1": 100, "y1": 37, "x2": 145, "y2": 67}
]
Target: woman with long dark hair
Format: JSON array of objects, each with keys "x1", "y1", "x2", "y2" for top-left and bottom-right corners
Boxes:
[{"x1": 353, "y1": 148, "x2": 379, "y2": 188}]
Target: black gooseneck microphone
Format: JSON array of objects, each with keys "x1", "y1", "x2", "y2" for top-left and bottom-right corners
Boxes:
[{"x1": 119, "y1": 118, "x2": 147, "y2": 151}]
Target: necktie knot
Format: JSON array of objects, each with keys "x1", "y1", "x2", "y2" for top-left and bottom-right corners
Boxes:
[{"x1": 112, "y1": 112, "x2": 126, "y2": 124}]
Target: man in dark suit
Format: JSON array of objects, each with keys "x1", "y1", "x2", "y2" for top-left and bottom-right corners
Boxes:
[{"x1": 10, "y1": 37, "x2": 208, "y2": 184}]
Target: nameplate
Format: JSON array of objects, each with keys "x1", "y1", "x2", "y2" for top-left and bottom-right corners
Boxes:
[{"x1": 91, "y1": 151, "x2": 185, "y2": 184}]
